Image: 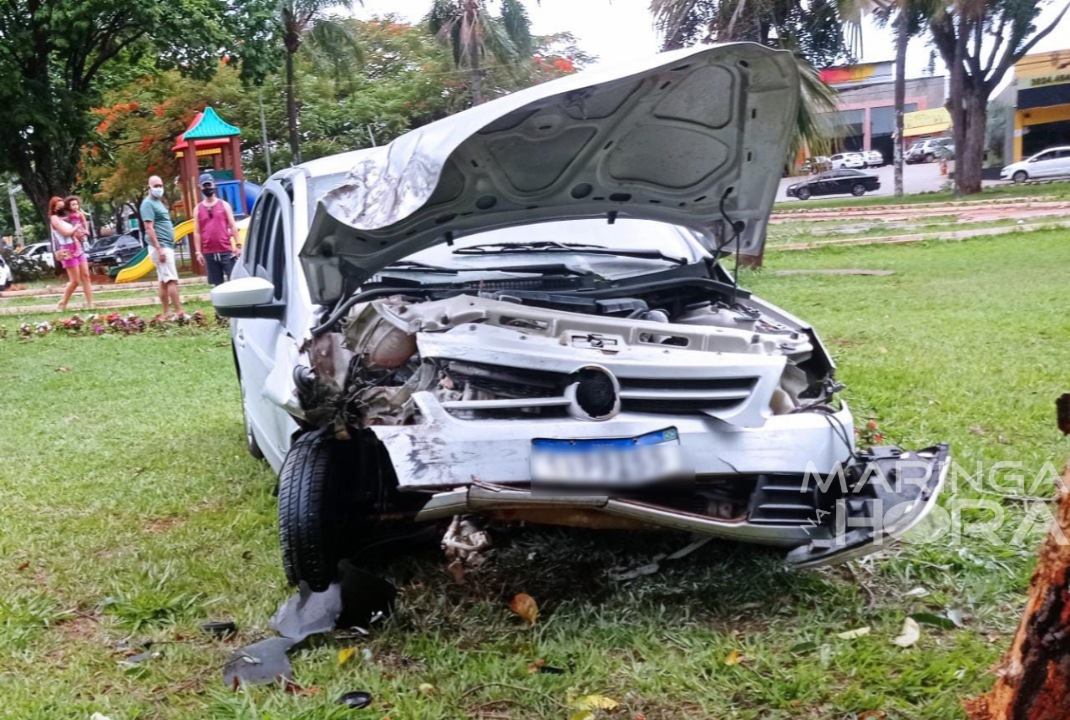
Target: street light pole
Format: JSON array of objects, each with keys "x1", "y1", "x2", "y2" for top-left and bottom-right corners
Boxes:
[{"x1": 8, "y1": 183, "x2": 24, "y2": 247}]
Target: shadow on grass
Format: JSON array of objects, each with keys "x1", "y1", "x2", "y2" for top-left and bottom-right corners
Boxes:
[{"x1": 357, "y1": 526, "x2": 844, "y2": 633}]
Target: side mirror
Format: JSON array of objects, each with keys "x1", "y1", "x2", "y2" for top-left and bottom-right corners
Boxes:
[{"x1": 211, "y1": 276, "x2": 285, "y2": 319}]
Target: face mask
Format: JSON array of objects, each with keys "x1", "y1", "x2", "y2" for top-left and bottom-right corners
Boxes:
[
  {"x1": 202, "y1": 187, "x2": 216, "y2": 197},
  {"x1": 150, "y1": 187, "x2": 164, "y2": 199}
]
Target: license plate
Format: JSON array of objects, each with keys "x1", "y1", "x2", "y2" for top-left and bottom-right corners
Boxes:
[{"x1": 530, "y1": 427, "x2": 690, "y2": 486}]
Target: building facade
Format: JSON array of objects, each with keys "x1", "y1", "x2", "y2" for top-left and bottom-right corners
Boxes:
[
  {"x1": 1009, "y1": 51, "x2": 1070, "y2": 162},
  {"x1": 819, "y1": 62, "x2": 946, "y2": 160}
]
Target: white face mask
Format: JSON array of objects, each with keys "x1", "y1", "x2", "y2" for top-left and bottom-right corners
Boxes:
[{"x1": 150, "y1": 186, "x2": 164, "y2": 199}]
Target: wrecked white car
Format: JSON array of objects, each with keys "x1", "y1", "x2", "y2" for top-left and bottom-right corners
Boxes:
[{"x1": 213, "y1": 42, "x2": 948, "y2": 591}]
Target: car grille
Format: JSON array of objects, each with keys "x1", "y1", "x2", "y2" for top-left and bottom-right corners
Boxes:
[{"x1": 439, "y1": 361, "x2": 756, "y2": 419}]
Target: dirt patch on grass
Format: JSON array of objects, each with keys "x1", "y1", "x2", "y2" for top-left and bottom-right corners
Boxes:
[{"x1": 144, "y1": 516, "x2": 187, "y2": 534}]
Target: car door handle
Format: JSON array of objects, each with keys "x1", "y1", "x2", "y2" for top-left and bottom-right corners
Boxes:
[{"x1": 236, "y1": 330, "x2": 246, "y2": 348}]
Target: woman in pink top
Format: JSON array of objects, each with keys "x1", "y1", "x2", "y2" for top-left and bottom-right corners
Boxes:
[{"x1": 50, "y1": 196, "x2": 94, "y2": 311}]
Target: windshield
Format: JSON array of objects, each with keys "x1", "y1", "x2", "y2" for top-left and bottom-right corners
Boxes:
[{"x1": 392, "y1": 218, "x2": 709, "y2": 280}]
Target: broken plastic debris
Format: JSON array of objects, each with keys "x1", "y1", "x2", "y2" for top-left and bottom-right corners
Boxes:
[
  {"x1": 337, "y1": 690, "x2": 373, "y2": 708},
  {"x1": 201, "y1": 620, "x2": 238, "y2": 639},
  {"x1": 222, "y1": 561, "x2": 395, "y2": 687},
  {"x1": 119, "y1": 650, "x2": 161, "y2": 667},
  {"x1": 223, "y1": 637, "x2": 297, "y2": 687}
]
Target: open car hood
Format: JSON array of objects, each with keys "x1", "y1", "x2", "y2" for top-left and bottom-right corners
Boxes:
[{"x1": 301, "y1": 42, "x2": 799, "y2": 305}]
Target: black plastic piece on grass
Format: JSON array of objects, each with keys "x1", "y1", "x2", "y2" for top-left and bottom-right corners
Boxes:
[
  {"x1": 337, "y1": 690, "x2": 373, "y2": 708},
  {"x1": 201, "y1": 620, "x2": 238, "y2": 640}
]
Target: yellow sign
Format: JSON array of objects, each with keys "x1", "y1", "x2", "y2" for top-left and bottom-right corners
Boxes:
[
  {"x1": 1015, "y1": 51, "x2": 1070, "y2": 90},
  {"x1": 904, "y1": 108, "x2": 951, "y2": 131}
]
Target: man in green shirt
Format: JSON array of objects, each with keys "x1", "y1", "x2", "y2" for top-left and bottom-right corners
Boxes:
[{"x1": 140, "y1": 175, "x2": 184, "y2": 317}]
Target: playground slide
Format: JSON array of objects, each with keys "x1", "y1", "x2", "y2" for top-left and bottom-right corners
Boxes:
[{"x1": 115, "y1": 219, "x2": 195, "y2": 283}]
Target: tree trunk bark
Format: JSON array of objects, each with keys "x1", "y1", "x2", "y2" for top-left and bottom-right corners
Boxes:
[
  {"x1": 955, "y1": 84, "x2": 987, "y2": 195},
  {"x1": 965, "y1": 467, "x2": 1070, "y2": 720},
  {"x1": 893, "y1": 10, "x2": 908, "y2": 198},
  {"x1": 285, "y1": 49, "x2": 302, "y2": 165},
  {"x1": 469, "y1": 32, "x2": 483, "y2": 106}
]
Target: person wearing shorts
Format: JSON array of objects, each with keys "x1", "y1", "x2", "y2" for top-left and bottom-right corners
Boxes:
[
  {"x1": 50, "y1": 196, "x2": 94, "y2": 311},
  {"x1": 192, "y1": 173, "x2": 240, "y2": 286},
  {"x1": 140, "y1": 175, "x2": 184, "y2": 317}
]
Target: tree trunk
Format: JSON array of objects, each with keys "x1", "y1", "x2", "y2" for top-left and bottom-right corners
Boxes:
[
  {"x1": 955, "y1": 84, "x2": 987, "y2": 195},
  {"x1": 285, "y1": 49, "x2": 302, "y2": 165},
  {"x1": 893, "y1": 10, "x2": 908, "y2": 198},
  {"x1": 469, "y1": 32, "x2": 483, "y2": 106},
  {"x1": 965, "y1": 466, "x2": 1070, "y2": 720}
]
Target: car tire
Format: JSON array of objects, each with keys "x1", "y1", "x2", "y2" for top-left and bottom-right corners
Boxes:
[
  {"x1": 796, "y1": 187, "x2": 811, "y2": 200},
  {"x1": 278, "y1": 428, "x2": 350, "y2": 591},
  {"x1": 1012, "y1": 170, "x2": 1028, "y2": 184},
  {"x1": 851, "y1": 183, "x2": 866, "y2": 197}
]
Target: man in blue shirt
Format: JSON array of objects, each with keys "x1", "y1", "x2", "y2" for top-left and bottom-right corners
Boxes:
[{"x1": 140, "y1": 175, "x2": 185, "y2": 317}]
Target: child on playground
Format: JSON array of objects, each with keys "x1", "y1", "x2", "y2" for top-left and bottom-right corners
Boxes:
[{"x1": 49, "y1": 196, "x2": 94, "y2": 311}]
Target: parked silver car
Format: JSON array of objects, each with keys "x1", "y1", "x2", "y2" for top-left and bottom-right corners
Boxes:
[{"x1": 213, "y1": 43, "x2": 948, "y2": 591}]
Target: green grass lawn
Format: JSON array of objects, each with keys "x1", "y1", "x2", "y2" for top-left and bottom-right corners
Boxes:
[{"x1": 2, "y1": 232, "x2": 1068, "y2": 719}]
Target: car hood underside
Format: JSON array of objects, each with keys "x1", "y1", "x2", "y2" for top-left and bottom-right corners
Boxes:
[{"x1": 300, "y1": 42, "x2": 800, "y2": 305}]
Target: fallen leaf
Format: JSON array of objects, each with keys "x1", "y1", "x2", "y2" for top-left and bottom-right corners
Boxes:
[
  {"x1": 418, "y1": 682, "x2": 436, "y2": 695},
  {"x1": 836, "y1": 626, "x2": 871, "y2": 640},
  {"x1": 574, "y1": 695, "x2": 619, "y2": 711},
  {"x1": 16, "y1": 561, "x2": 29, "y2": 572},
  {"x1": 283, "y1": 680, "x2": 319, "y2": 696},
  {"x1": 337, "y1": 647, "x2": 356, "y2": 665},
  {"x1": 570, "y1": 713, "x2": 595, "y2": 720},
  {"x1": 892, "y1": 618, "x2": 921, "y2": 648},
  {"x1": 858, "y1": 711, "x2": 887, "y2": 719},
  {"x1": 509, "y1": 593, "x2": 538, "y2": 625},
  {"x1": 55, "y1": 366, "x2": 70, "y2": 373},
  {"x1": 528, "y1": 658, "x2": 546, "y2": 673},
  {"x1": 724, "y1": 649, "x2": 743, "y2": 665}
]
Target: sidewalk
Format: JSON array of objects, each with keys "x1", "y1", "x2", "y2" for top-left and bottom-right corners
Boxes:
[
  {"x1": 0, "y1": 275, "x2": 207, "y2": 299},
  {"x1": 0, "y1": 293, "x2": 213, "y2": 316}
]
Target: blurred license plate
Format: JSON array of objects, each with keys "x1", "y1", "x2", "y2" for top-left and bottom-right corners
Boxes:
[{"x1": 530, "y1": 427, "x2": 689, "y2": 486}]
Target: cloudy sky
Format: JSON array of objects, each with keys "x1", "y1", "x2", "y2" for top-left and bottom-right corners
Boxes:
[{"x1": 352, "y1": 0, "x2": 1070, "y2": 82}]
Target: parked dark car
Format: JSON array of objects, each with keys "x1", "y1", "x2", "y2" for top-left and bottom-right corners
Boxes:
[
  {"x1": 786, "y1": 169, "x2": 881, "y2": 200},
  {"x1": 86, "y1": 233, "x2": 143, "y2": 266}
]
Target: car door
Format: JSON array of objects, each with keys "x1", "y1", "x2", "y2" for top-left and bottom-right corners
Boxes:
[
  {"x1": 1052, "y1": 149, "x2": 1070, "y2": 178},
  {"x1": 232, "y1": 182, "x2": 302, "y2": 470},
  {"x1": 1028, "y1": 150, "x2": 1056, "y2": 177}
]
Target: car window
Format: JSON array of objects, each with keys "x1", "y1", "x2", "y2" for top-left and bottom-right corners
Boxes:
[
  {"x1": 1033, "y1": 152, "x2": 1051, "y2": 162},
  {"x1": 245, "y1": 191, "x2": 287, "y2": 301}
]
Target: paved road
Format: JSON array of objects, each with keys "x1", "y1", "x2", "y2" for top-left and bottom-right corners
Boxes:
[{"x1": 776, "y1": 162, "x2": 1005, "y2": 203}]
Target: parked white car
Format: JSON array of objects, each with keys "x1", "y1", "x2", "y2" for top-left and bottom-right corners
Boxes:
[
  {"x1": 19, "y1": 242, "x2": 55, "y2": 269},
  {"x1": 830, "y1": 152, "x2": 866, "y2": 169},
  {"x1": 864, "y1": 150, "x2": 884, "y2": 167},
  {"x1": 213, "y1": 43, "x2": 949, "y2": 592},
  {"x1": 1001, "y1": 146, "x2": 1070, "y2": 183},
  {"x1": 0, "y1": 252, "x2": 12, "y2": 290}
]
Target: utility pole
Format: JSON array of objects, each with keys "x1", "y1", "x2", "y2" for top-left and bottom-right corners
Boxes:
[
  {"x1": 259, "y1": 89, "x2": 273, "y2": 176},
  {"x1": 8, "y1": 183, "x2": 24, "y2": 247}
]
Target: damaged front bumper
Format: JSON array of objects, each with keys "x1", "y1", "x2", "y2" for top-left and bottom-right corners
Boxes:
[{"x1": 410, "y1": 441, "x2": 949, "y2": 568}]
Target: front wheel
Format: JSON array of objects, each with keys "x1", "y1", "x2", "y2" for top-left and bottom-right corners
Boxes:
[
  {"x1": 278, "y1": 429, "x2": 351, "y2": 591},
  {"x1": 1013, "y1": 170, "x2": 1028, "y2": 184},
  {"x1": 796, "y1": 187, "x2": 812, "y2": 200},
  {"x1": 851, "y1": 183, "x2": 867, "y2": 197}
]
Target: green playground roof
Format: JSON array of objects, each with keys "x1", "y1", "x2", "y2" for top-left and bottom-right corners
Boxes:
[{"x1": 183, "y1": 107, "x2": 240, "y2": 139}]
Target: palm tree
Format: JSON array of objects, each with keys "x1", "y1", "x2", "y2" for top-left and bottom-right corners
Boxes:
[
  {"x1": 281, "y1": 0, "x2": 363, "y2": 164},
  {"x1": 427, "y1": 0, "x2": 534, "y2": 106}
]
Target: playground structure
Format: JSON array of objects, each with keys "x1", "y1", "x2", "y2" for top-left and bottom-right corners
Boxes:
[{"x1": 114, "y1": 107, "x2": 260, "y2": 283}]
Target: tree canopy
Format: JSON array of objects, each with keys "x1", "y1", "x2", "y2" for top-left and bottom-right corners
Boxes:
[{"x1": 0, "y1": 0, "x2": 273, "y2": 221}]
